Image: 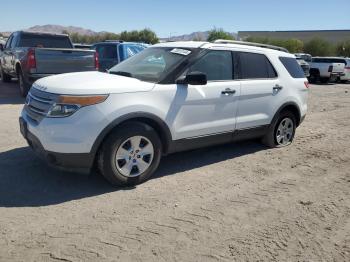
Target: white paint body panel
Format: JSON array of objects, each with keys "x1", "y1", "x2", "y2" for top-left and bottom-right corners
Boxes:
[
  {"x1": 21, "y1": 42, "x2": 308, "y2": 154},
  {"x1": 34, "y1": 71, "x2": 155, "y2": 95}
]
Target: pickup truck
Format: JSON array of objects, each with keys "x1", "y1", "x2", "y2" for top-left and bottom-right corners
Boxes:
[
  {"x1": 295, "y1": 56, "x2": 310, "y2": 77},
  {"x1": 91, "y1": 41, "x2": 147, "y2": 72},
  {"x1": 0, "y1": 31, "x2": 98, "y2": 96},
  {"x1": 309, "y1": 57, "x2": 345, "y2": 84}
]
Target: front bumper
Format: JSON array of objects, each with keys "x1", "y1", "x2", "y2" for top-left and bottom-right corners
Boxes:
[{"x1": 19, "y1": 117, "x2": 94, "y2": 173}]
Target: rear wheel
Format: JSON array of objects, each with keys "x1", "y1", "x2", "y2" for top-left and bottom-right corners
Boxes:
[
  {"x1": 308, "y1": 70, "x2": 319, "y2": 84},
  {"x1": 0, "y1": 65, "x2": 11, "y2": 83},
  {"x1": 262, "y1": 111, "x2": 296, "y2": 148},
  {"x1": 18, "y1": 68, "x2": 30, "y2": 97},
  {"x1": 98, "y1": 122, "x2": 162, "y2": 186},
  {"x1": 320, "y1": 77, "x2": 329, "y2": 84}
]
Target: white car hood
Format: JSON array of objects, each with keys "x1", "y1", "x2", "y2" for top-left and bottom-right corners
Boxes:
[{"x1": 33, "y1": 71, "x2": 155, "y2": 95}]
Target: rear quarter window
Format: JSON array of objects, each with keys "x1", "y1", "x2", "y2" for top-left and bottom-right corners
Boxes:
[{"x1": 279, "y1": 57, "x2": 305, "y2": 78}]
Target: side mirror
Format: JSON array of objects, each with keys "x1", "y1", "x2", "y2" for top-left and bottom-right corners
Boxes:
[
  {"x1": 176, "y1": 71, "x2": 207, "y2": 85},
  {"x1": 0, "y1": 44, "x2": 4, "y2": 52}
]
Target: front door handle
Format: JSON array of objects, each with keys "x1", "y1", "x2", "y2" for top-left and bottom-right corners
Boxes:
[
  {"x1": 221, "y1": 88, "x2": 236, "y2": 95},
  {"x1": 273, "y1": 84, "x2": 283, "y2": 91}
]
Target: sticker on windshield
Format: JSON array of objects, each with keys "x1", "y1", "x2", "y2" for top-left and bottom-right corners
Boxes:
[{"x1": 170, "y1": 48, "x2": 191, "y2": 56}]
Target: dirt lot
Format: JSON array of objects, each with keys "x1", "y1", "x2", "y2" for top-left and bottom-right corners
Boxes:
[{"x1": 0, "y1": 80, "x2": 349, "y2": 262}]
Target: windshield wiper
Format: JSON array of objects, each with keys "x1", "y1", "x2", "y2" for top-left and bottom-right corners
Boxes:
[{"x1": 109, "y1": 71, "x2": 133, "y2": 78}]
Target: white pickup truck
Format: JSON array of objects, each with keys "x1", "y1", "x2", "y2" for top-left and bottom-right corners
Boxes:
[{"x1": 309, "y1": 57, "x2": 345, "y2": 83}]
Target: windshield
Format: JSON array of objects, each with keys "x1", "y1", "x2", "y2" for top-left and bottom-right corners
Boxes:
[{"x1": 109, "y1": 47, "x2": 194, "y2": 83}]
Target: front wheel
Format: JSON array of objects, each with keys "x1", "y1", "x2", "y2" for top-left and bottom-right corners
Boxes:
[
  {"x1": 262, "y1": 111, "x2": 296, "y2": 148},
  {"x1": 98, "y1": 122, "x2": 162, "y2": 186}
]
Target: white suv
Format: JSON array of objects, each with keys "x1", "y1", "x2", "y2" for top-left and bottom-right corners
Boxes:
[{"x1": 20, "y1": 40, "x2": 309, "y2": 186}]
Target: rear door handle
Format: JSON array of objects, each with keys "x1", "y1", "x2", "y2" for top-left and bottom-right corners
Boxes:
[
  {"x1": 273, "y1": 84, "x2": 283, "y2": 91},
  {"x1": 221, "y1": 88, "x2": 236, "y2": 95}
]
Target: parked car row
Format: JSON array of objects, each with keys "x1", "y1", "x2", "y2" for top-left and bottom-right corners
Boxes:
[
  {"x1": 0, "y1": 31, "x2": 148, "y2": 96},
  {"x1": 294, "y1": 53, "x2": 349, "y2": 84}
]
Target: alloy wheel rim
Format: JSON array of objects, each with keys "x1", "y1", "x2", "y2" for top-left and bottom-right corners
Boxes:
[
  {"x1": 276, "y1": 117, "x2": 294, "y2": 145},
  {"x1": 115, "y1": 136, "x2": 154, "y2": 177}
]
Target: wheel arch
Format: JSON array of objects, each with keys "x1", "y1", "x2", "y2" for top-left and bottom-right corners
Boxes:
[
  {"x1": 309, "y1": 68, "x2": 320, "y2": 76},
  {"x1": 91, "y1": 112, "x2": 173, "y2": 158},
  {"x1": 15, "y1": 62, "x2": 22, "y2": 75},
  {"x1": 272, "y1": 102, "x2": 302, "y2": 127}
]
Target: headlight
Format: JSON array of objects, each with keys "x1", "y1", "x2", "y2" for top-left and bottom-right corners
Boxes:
[{"x1": 47, "y1": 95, "x2": 108, "y2": 118}]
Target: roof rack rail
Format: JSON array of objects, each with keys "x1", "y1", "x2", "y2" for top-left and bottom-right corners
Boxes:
[
  {"x1": 103, "y1": 40, "x2": 124, "y2": 43},
  {"x1": 214, "y1": 39, "x2": 289, "y2": 53}
]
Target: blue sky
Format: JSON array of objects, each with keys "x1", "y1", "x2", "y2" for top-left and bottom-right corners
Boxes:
[{"x1": 1, "y1": 0, "x2": 349, "y2": 37}]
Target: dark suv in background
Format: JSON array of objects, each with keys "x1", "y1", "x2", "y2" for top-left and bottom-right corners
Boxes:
[{"x1": 91, "y1": 41, "x2": 148, "y2": 72}]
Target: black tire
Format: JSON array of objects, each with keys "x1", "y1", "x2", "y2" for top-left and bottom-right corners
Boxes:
[
  {"x1": 0, "y1": 65, "x2": 11, "y2": 83},
  {"x1": 320, "y1": 77, "x2": 329, "y2": 84},
  {"x1": 98, "y1": 121, "x2": 162, "y2": 186},
  {"x1": 262, "y1": 111, "x2": 296, "y2": 148},
  {"x1": 308, "y1": 69, "x2": 319, "y2": 84},
  {"x1": 18, "y1": 68, "x2": 30, "y2": 97}
]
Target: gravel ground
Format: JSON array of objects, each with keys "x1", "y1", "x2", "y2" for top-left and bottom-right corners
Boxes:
[{"x1": 0, "y1": 80, "x2": 349, "y2": 262}]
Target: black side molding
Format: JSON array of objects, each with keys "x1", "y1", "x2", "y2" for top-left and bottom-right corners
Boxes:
[{"x1": 168, "y1": 125, "x2": 269, "y2": 154}]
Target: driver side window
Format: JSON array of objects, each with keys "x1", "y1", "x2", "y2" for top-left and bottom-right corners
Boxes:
[
  {"x1": 5, "y1": 35, "x2": 13, "y2": 49},
  {"x1": 188, "y1": 50, "x2": 233, "y2": 81}
]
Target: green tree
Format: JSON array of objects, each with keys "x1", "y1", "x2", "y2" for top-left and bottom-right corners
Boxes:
[
  {"x1": 207, "y1": 28, "x2": 234, "y2": 42},
  {"x1": 304, "y1": 37, "x2": 335, "y2": 56},
  {"x1": 336, "y1": 40, "x2": 350, "y2": 57},
  {"x1": 61, "y1": 28, "x2": 158, "y2": 44},
  {"x1": 246, "y1": 37, "x2": 304, "y2": 53},
  {"x1": 246, "y1": 36, "x2": 270, "y2": 44},
  {"x1": 120, "y1": 28, "x2": 158, "y2": 44}
]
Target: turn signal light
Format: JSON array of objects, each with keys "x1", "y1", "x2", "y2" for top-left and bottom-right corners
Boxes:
[{"x1": 58, "y1": 95, "x2": 108, "y2": 106}]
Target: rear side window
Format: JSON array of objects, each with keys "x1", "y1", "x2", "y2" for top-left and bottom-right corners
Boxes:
[
  {"x1": 18, "y1": 33, "x2": 72, "y2": 48},
  {"x1": 312, "y1": 58, "x2": 346, "y2": 64},
  {"x1": 238, "y1": 52, "x2": 277, "y2": 79},
  {"x1": 119, "y1": 44, "x2": 146, "y2": 61},
  {"x1": 96, "y1": 44, "x2": 118, "y2": 59},
  {"x1": 188, "y1": 50, "x2": 233, "y2": 81},
  {"x1": 10, "y1": 33, "x2": 18, "y2": 48},
  {"x1": 4, "y1": 35, "x2": 13, "y2": 49},
  {"x1": 279, "y1": 57, "x2": 305, "y2": 78}
]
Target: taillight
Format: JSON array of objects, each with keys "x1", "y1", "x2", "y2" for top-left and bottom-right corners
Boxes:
[
  {"x1": 345, "y1": 67, "x2": 350, "y2": 70},
  {"x1": 27, "y1": 48, "x2": 36, "y2": 70},
  {"x1": 304, "y1": 81, "x2": 309, "y2": 89},
  {"x1": 328, "y1": 65, "x2": 333, "y2": 72},
  {"x1": 94, "y1": 51, "x2": 99, "y2": 71}
]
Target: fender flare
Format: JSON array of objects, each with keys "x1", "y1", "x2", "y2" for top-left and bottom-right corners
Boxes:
[
  {"x1": 271, "y1": 101, "x2": 302, "y2": 127},
  {"x1": 90, "y1": 112, "x2": 173, "y2": 156}
]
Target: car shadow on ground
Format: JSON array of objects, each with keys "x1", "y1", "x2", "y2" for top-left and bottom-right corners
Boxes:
[
  {"x1": 0, "y1": 141, "x2": 267, "y2": 208},
  {"x1": 0, "y1": 79, "x2": 25, "y2": 105}
]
